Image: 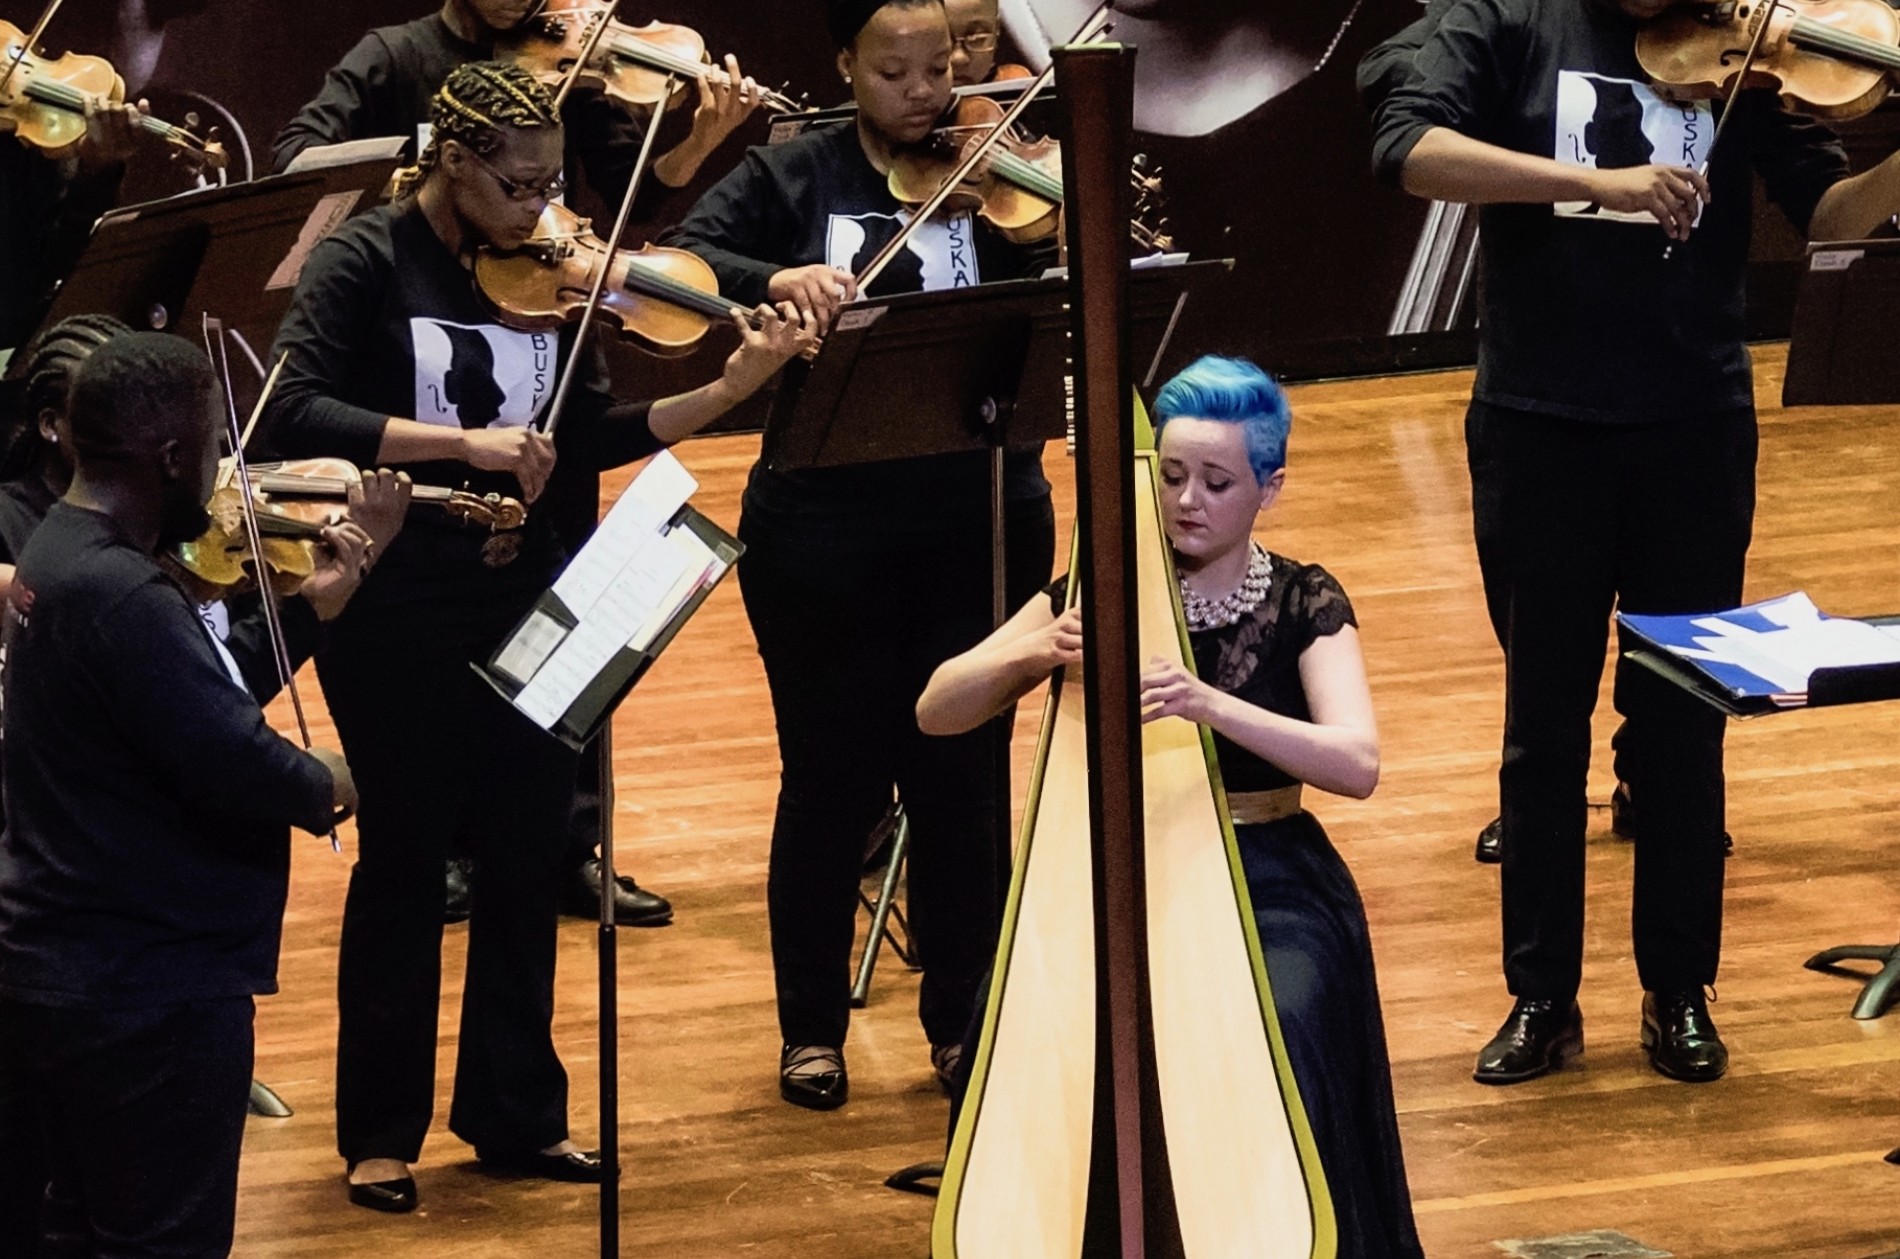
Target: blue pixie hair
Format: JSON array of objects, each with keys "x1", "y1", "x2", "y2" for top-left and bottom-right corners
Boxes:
[{"x1": 1152, "y1": 355, "x2": 1290, "y2": 486}]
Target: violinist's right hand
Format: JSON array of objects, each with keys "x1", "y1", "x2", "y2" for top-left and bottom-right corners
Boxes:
[
  {"x1": 309, "y1": 747, "x2": 358, "y2": 824},
  {"x1": 766, "y1": 265, "x2": 858, "y2": 337},
  {"x1": 461, "y1": 427, "x2": 557, "y2": 504},
  {"x1": 1586, "y1": 164, "x2": 1709, "y2": 240}
]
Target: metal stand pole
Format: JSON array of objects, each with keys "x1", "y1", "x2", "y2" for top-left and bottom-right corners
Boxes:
[{"x1": 596, "y1": 722, "x2": 619, "y2": 1259}]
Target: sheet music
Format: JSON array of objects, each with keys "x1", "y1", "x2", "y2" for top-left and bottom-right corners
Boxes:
[
  {"x1": 513, "y1": 528, "x2": 701, "y2": 729},
  {"x1": 1629, "y1": 593, "x2": 1900, "y2": 696},
  {"x1": 550, "y1": 451, "x2": 697, "y2": 617}
]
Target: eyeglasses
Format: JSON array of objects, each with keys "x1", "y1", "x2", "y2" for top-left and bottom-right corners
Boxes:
[
  {"x1": 463, "y1": 146, "x2": 566, "y2": 203},
  {"x1": 953, "y1": 31, "x2": 999, "y2": 53}
]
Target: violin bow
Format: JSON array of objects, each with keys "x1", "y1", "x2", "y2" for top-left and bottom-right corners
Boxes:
[
  {"x1": 1665, "y1": 0, "x2": 1783, "y2": 257},
  {"x1": 202, "y1": 317, "x2": 341, "y2": 852},
  {"x1": 551, "y1": 0, "x2": 619, "y2": 112},
  {"x1": 1, "y1": 0, "x2": 66, "y2": 97},
  {"x1": 853, "y1": 0, "x2": 1114, "y2": 293},
  {"x1": 537, "y1": 74, "x2": 677, "y2": 440}
]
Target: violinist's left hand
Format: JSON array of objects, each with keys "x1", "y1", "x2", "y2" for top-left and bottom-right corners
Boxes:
[
  {"x1": 299, "y1": 520, "x2": 375, "y2": 622},
  {"x1": 688, "y1": 55, "x2": 760, "y2": 153},
  {"x1": 1139, "y1": 655, "x2": 1222, "y2": 726},
  {"x1": 719, "y1": 301, "x2": 818, "y2": 400},
  {"x1": 78, "y1": 96, "x2": 149, "y2": 169},
  {"x1": 341, "y1": 468, "x2": 413, "y2": 560}
]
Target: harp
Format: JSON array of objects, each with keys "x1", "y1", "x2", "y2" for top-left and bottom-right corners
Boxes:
[{"x1": 932, "y1": 44, "x2": 1336, "y2": 1259}]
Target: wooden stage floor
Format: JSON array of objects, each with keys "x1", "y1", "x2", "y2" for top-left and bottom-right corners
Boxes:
[{"x1": 245, "y1": 344, "x2": 1900, "y2": 1257}]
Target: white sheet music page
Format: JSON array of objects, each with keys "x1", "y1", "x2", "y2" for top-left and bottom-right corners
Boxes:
[
  {"x1": 550, "y1": 451, "x2": 698, "y2": 618},
  {"x1": 506, "y1": 452, "x2": 704, "y2": 730}
]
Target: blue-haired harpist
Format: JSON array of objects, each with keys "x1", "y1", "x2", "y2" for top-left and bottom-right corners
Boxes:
[{"x1": 917, "y1": 353, "x2": 1425, "y2": 1258}]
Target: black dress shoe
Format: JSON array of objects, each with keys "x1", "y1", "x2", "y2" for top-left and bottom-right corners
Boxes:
[
  {"x1": 1641, "y1": 989, "x2": 1728, "y2": 1083},
  {"x1": 1474, "y1": 998, "x2": 1583, "y2": 1084},
  {"x1": 561, "y1": 858, "x2": 673, "y2": 926},
  {"x1": 780, "y1": 1044, "x2": 848, "y2": 1111},
  {"x1": 1474, "y1": 816, "x2": 1503, "y2": 864},
  {"x1": 346, "y1": 1168, "x2": 418, "y2": 1214},
  {"x1": 475, "y1": 1146, "x2": 608, "y2": 1182},
  {"x1": 444, "y1": 856, "x2": 473, "y2": 925}
]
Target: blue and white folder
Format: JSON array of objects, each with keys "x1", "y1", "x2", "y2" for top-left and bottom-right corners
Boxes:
[{"x1": 1619, "y1": 593, "x2": 1900, "y2": 716}]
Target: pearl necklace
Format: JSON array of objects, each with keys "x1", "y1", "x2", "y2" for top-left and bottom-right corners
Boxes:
[{"x1": 1179, "y1": 543, "x2": 1271, "y2": 632}]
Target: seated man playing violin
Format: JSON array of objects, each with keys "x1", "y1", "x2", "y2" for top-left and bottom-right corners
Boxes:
[
  {"x1": 262, "y1": 59, "x2": 812, "y2": 1213},
  {"x1": 1371, "y1": 0, "x2": 1900, "y2": 1088},
  {"x1": 0, "y1": 332, "x2": 369, "y2": 1259}
]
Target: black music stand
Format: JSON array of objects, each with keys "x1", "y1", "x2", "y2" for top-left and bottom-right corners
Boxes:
[
  {"x1": 765, "y1": 261, "x2": 1220, "y2": 999},
  {"x1": 5, "y1": 159, "x2": 398, "y2": 408}
]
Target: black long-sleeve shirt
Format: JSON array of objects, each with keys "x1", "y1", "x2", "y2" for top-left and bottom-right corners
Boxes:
[
  {"x1": 263, "y1": 202, "x2": 660, "y2": 636},
  {"x1": 1368, "y1": 0, "x2": 1849, "y2": 423},
  {"x1": 661, "y1": 120, "x2": 1052, "y2": 531},
  {"x1": 270, "y1": 12, "x2": 661, "y2": 218},
  {"x1": 0, "y1": 503, "x2": 334, "y2": 1009}
]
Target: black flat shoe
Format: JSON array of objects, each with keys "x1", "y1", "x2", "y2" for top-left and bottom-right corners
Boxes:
[
  {"x1": 1474, "y1": 816, "x2": 1502, "y2": 864},
  {"x1": 346, "y1": 1168, "x2": 417, "y2": 1214},
  {"x1": 1474, "y1": 998, "x2": 1583, "y2": 1084},
  {"x1": 562, "y1": 858, "x2": 673, "y2": 926},
  {"x1": 780, "y1": 1044, "x2": 848, "y2": 1111},
  {"x1": 1642, "y1": 989, "x2": 1728, "y2": 1083},
  {"x1": 475, "y1": 1146, "x2": 608, "y2": 1182}
]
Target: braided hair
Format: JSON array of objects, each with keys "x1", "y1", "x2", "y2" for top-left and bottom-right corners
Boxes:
[
  {"x1": 416, "y1": 60, "x2": 561, "y2": 181},
  {"x1": 1, "y1": 314, "x2": 131, "y2": 483}
]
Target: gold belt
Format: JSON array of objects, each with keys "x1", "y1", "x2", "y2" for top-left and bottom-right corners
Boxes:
[{"x1": 1226, "y1": 786, "x2": 1304, "y2": 826}]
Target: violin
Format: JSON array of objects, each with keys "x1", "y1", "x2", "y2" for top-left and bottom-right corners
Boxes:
[
  {"x1": 248, "y1": 457, "x2": 527, "y2": 531},
  {"x1": 169, "y1": 457, "x2": 528, "y2": 600},
  {"x1": 887, "y1": 96, "x2": 1173, "y2": 251},
  {"x1": 170, "y1": 484, "x2": 327, "y2": 601},
  {"x1": 500, "y1": 1, "x2": 804, "y2": 117},
  {"x1": 476, "y1": 201, "x2": 807, "y2": 358},
  {"x1": 1637, "y1": 0, "x2": 1900, "y2": 122},
  {"x1": 0, "y1": 18, "x2": 226, "y2": 171}
]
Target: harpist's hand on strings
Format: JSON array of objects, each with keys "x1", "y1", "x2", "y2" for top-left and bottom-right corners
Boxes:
[
  {"x1": 1018, "y1": 605, "x2": 1084, "y2": 676},
  {"x1": 767, "y1": 265, "x2": 858, "y2": 337},
  {"x1": 1139, "y1": 655, "x2": 1221, "y2": 726},
  {"x1": 462, "y1": 428, "x2": 556, "y2": 504},
  {"x1": 720, "y1": 302, "x2": 819, "y2": 398}
]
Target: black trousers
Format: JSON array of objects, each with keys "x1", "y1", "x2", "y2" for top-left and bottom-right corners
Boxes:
[
  {"x1": 0, "y1": 996, "x2": 254, "y2": 1259},
  {"x1": 319, "y1": 620, "x2": 577, "y2": 1164},
  {"x1": 1468, "y1": 401, "x2": 1755, "y2": 1000},
  {"x1": 739, "y1": 496, "x2": 1056, "y2": 1048}
]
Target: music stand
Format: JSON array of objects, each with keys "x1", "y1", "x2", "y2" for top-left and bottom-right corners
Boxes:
[
  {"x1": 764, "y1": 260, "x2": 1221, "y2": 998},
  {"x1": 5, "y1": 159, "x2": 400, "y2": 413}
]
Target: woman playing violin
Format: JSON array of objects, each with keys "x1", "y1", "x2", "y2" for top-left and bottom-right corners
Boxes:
[
  {"x1": 272, "y1": 0, "x2": 761, "y2": 209},
  {"x1": 662, "y1": 0, "x2": 1057, "y2": 1112},
  {"x1": 1371, "y1": 0, "x2": 1900, "y2": 1089},
  {"x1": 917, "y1": 356, "x2": 1425, "y2": 1259},
  {"x1": 262, "y1": 60, "x2": 812, "y2": 1214}
]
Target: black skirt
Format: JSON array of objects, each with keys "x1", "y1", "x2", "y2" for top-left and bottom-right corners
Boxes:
[{"x1": 1237, "y1": 813, "x2": 1424, "y2": 1259}]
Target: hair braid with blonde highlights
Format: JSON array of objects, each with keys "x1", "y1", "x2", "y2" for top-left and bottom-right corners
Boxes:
[{"x1": 415, "y1": 60, "x2": 561, "y2": 179}]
